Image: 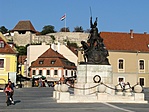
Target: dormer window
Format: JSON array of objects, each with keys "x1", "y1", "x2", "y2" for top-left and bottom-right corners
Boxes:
[
  {"x1": 39, "y1": 60, "x2": 44, "y2": 64},
  {"x1": 0, "y1": 41, "x2": 5, "y2": 48},
  {"x1": 51, "y1": 60, "x2": 56, "y2": 64}
]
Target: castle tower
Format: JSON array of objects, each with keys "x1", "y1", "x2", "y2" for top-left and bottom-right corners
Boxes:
[{"x1": 11, "y1": 20, "x2": 37, "y2": 46}]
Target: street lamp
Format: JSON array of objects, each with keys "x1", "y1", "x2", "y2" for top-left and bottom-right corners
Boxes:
[
  {"x1": 136, "y1": 51, "x2": 140, "y2": 84},
  {"x1": 18, "y1": 63, "x2": 22, "y2": 88}
]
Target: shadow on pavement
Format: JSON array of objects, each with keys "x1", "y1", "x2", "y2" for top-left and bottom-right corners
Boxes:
[{"x1": 14, "y1": 100, "x2": 21, "y2": 105}]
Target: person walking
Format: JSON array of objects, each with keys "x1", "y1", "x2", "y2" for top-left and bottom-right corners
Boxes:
[
  {"x1": 7, "y1": 80, "x2": 14, "y2": 104},
  {"x1": 60, "y1": 75, "x2": 65, "y2": 84},
  {"x1": 38, "y1": 78, "x2": 43, "y2": 87}
]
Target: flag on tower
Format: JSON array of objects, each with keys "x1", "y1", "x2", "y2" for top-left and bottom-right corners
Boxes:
[{"x1": 60, "y1": 14, "x2": 66, "y2": 21}]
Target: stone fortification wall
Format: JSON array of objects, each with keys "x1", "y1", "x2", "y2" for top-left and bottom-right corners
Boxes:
[
  {"x1": 5, "y1": 32, "x2": 89, "y2": 46},
  {"x1": 32, "y1": 34, "x2": 52, "y2": 44},
  {"x1": 47, "y1": 32, "x2": 89, "y2": 46},
  {"x1": 13, "y1": 31, "x2": 32, "y2": 46}
]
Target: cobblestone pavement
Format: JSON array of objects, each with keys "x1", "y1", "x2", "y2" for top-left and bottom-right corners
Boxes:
[{"x1": 0, "y1": 87, "x2": 149, "y2": 112}]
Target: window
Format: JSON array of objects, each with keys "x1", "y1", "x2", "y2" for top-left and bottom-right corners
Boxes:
[
  {"x1": 118, "y1": 59, "x2": 125, "y2": 72},
  {"x1": 118, "y1": 77, "x2": 125, "y2": 84},
  {"x1": 51, "y1": 60, "x2": 56, "y2": 64},
  {"x1": 65, "y1": 70, "x2": 68, "y2": 76},
  {"x1": 0, "y1": 59, "x2": 4, "y2": 68},
  {"x1": 0, "y1": 41, "x2": 4, "y2": 48},
  {"x1": 39, "y1": 70, "x2": 42, "y2": 75},
  {"x1": 46, "y1": 70, "x2": 50, "y2": 75},
  {"x1": 139, "y1": 60, "x2": 144, "y2": 70},
  {"x1": 71, "y1": 71, "x2": 73, "y2": 77},
  {"x1": 39, "y1": 60, "x2": 44, "y2": 64},
  {"x1": 54, "y1": 70, "x2": 58, "y2": 75},
  {"x1": 118, "y1": 78, "x2": 124, "y2": 83},
  {"x1": 32, "y1": 70, "x2": 36, "y2": 75},
  {"x1": 139, "y1": 78, "x2": 144, "y2": 86},
  {"x1": 119, "y1": 59, "x2": 123, "y2": 69}
]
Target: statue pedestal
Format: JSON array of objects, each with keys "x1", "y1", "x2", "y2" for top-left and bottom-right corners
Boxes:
[{"x1": 74, "y1": 64, "x2": 113, "y2": 95}]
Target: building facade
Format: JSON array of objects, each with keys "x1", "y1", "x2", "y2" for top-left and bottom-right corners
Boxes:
[
  {"x1": 101, "y1": 30, "x2": 149, "y2": 87},
  {"x1": 0, "y1": 33, "x2": 17, "y2": 84},
  {"x1": 29, "y1": 48, "x2": 76, "y2": 81},
  {"x1": 26, "y1": 42, "x2": 78, "y2": 77}
]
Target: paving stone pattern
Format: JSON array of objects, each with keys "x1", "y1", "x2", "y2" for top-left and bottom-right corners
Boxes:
[{"x1": 0, "y1": 87, "x2": 149, "y2": 112}]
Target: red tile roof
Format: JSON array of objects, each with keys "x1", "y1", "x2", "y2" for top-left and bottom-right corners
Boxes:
[
  {"x1": 100, "y1": 31, "x2": 149, "y2": 52},
  {"x1": 12, "y1": 20, "x2": 36, "y2": 33},
  {"x1": 31, "y1": 48, "x2": 76, "y2": 69},
  {"x1": 39, "y1": 48, "x2": 66, "y2": 59},
  {"x1": 67, "y1": 46, "x2": 78, "y2": 56},
  {"x1": 0, "y1": 36, "x2": 17, "y2": 54}
]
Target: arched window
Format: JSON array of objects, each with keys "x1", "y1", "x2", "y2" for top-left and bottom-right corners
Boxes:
[
  {"x1": 119, "y1": 59, "x2": 123, "y2": 69},
  {"x1": 139, "y1": 77, "x2": 145, "y2": 86},
  {"x1": 139, "y1": 60, "x2": 144, "y2": 70},
  {"x1": 138, "y1": 59, "x2": 145, "y2": 73},
  {"x1": 118, "y1": 59, "x2": 125, "y2": 72}
]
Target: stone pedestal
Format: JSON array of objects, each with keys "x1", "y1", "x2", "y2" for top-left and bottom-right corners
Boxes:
[
  {"x1": 97, "y1": 93, "x2": 107, "y2": 100},
  {"x1": 54, "y1": 64, "x2": 147, "y2": 103},
  {"x1": 55, "y1": 91, "x2": 60, "y2": 100},
  {"x1": 59, "y1": 92, "x2": 70, "y2": 101},
  {"x1": 74, "y1": 64, "x2": 113, "y2": 95},
  {"x1": 53, "y1": 91, "x2": 56, "y2": 98},
  {"x1": 134, "y1": 93, "x2": 144, "y2": 101}
]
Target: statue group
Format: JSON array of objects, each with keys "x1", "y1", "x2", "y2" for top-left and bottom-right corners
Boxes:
[{"x1": 81, "y1": 17, "x2": 110, "y2": 65}]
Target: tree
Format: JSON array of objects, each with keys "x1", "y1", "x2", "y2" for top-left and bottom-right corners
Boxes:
[
  {"x1": 67, "y1": 41, "x2": 78, "y2": 48},
  {"x1": 16, "y1": 45, "x2": 27, "y2": 55},
  {"x1": 60, "y1": 27, "x2": 70, "y2": 32},
  {"x1": 50, "y1": 35, "x2": 55, "y2": 43},
  {"x1": 73, "y1": 26, "x2": 84, "y2": 32},
  {"x1": 0, "y1": 26, "x2": 8, "y2": 34},
  {"x1": 84, "y1": 29, "x2": 90, "y2": 33},
  {"x1": 40, "y1": 25, "x2": 56, "y2": 35}
]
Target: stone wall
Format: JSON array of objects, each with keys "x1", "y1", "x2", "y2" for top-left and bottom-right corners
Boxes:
[
  {"x1": 13, "y1": 31, "x2": 32, "y2": 46},
  {"x1": 47, "y1": 32, "x2": 89, "y2": 46},
  {"x1": 5, "y1": 32, "x2": 89, "y2": 46}
]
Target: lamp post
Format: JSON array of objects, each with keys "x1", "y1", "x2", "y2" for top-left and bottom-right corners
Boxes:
[
  {"x1": 18, "y1": 63, "x2": 22, "y2": 88},
  {"x1": 136, "y1": 51, "x2": 140, "y2": 84}
]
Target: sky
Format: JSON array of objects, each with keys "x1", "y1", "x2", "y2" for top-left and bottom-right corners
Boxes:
[{"x1": 0, "y1": 0, "x2": 149, "y2": 33}]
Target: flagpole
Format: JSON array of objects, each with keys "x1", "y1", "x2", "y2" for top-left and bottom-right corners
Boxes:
[{"x1": 65, "y1": 13, "x2": 66, "y2": 32}]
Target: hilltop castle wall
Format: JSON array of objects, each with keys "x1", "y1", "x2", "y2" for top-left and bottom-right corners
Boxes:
[{"x1": 5, "y1": 32, "x2": 89, "y2": 46}]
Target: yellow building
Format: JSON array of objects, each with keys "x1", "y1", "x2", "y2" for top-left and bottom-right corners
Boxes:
[{"x1": 0, "y1": 33, "x2": 17, "y2": 84}]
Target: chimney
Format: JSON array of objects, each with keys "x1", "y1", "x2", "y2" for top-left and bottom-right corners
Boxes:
[
  {"x1": 144, "y1": 32, "x2": 147, "y2": 34},
  {"x1": 130, "y1": 29, "x2": 133, "y2": 38}
]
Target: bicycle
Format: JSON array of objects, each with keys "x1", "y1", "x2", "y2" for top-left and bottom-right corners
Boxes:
[{"x1": 6, "y1": 91, "x2": 12, "y2": 106}]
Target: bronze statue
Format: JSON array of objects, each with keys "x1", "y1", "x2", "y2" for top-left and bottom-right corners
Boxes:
[{"x1": 81, "y1": 17, "x2": 110, "y2": 65}]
